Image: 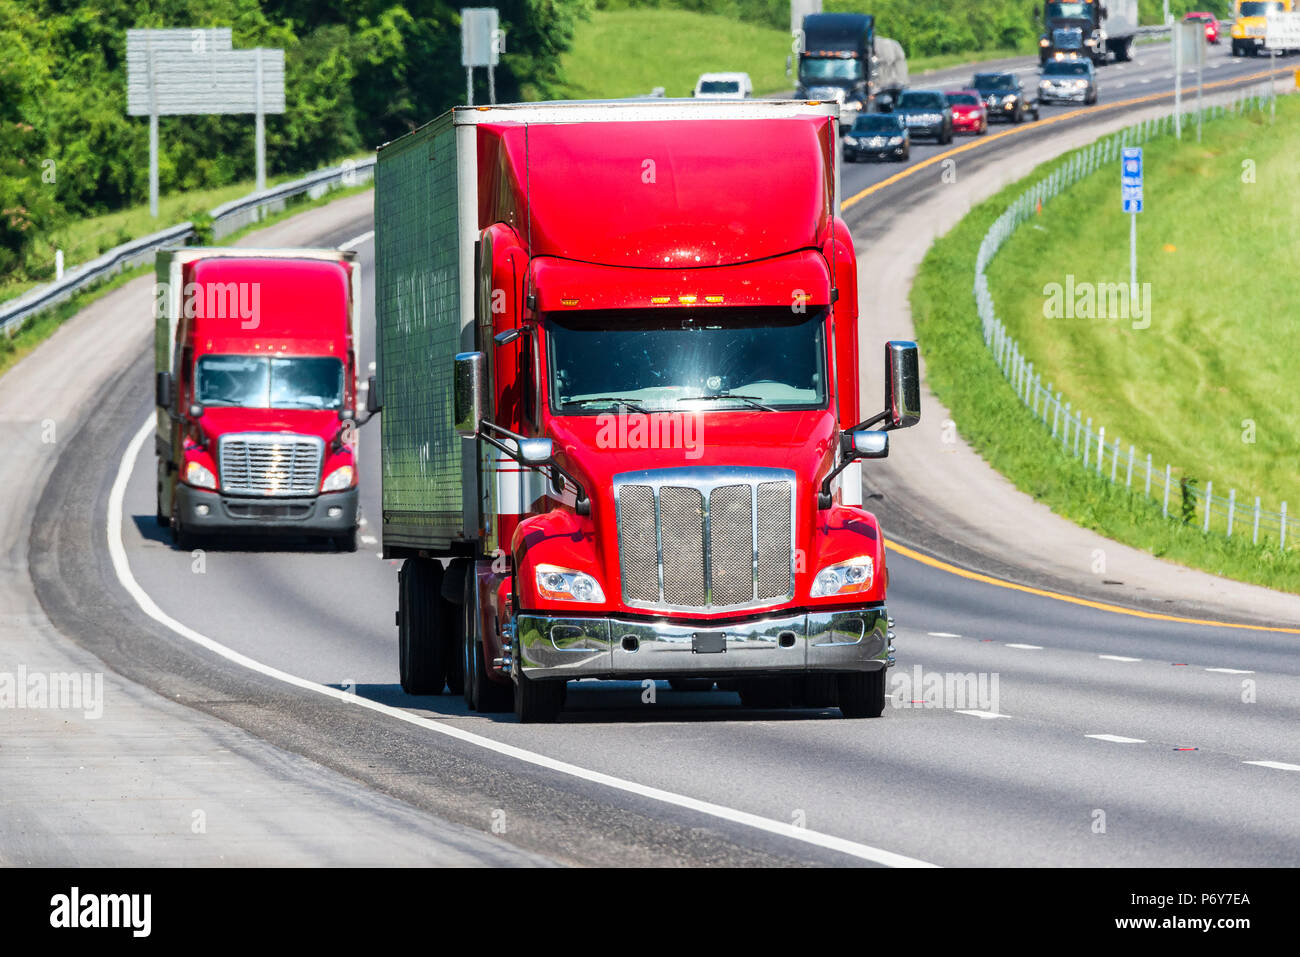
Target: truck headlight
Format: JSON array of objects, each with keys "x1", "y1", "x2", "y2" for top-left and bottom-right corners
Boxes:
[
  {"x1": 536, "y1": 565, "x2": 605, "y2": 603},
  {"x1": 185, "y1": 461, "x2": 217, "y2": 490},
  {"x1": 810, "y1": 556, "x2": 874, "y2": 597},
  {"x1": 321, "y1": 465, "x2": 354, "y2": 492},
  {"x1": 1040, "y1": 38, "x2": 1050, "y2": 46}
]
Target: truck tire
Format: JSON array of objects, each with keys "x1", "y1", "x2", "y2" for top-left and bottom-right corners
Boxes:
[
  {"x1": 838, "y1": 668, "x2": 887, "y2": 718},
  {"x1": 399, "y1": 558, "x2": 448, "y2": 695},
  {"x1": 463, "y1": 571, "x2": 511, "y2": 712},
  {"x1": 155, "y1": 482, "x2": 168, "y2": 527},
  {"x1": 738, "y1": 677, "x2": 795, "y2": 709},
  {"x1": 1117, "y1": 38, "x2": 1133, "y2": 63},
  {"x1": 513, "y1": 669, "x2": 564, "y2": 723},
  {"x1": 797, "y1": 675, "x2": 837, "y2": 708}
]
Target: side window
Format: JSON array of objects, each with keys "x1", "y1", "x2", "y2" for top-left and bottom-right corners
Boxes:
[{"x1": 521, "y1": 333, "x2": 536, "y2": 428}]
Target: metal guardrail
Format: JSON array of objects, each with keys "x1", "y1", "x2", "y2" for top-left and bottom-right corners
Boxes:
[
  {"x1": 1, "y1": 156, "x2": 375, "y2": 337},
  {"x1": 972, "y1": 83, "x2": 1292, "y2": 551}
]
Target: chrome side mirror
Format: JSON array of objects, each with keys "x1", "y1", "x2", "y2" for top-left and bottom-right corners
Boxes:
[
  {"x1": 454, "y1": 351, "x2": 486, "y2": 438},
  {"x1": 850, "y1": 429, "x2": 889, "y2": 459},
  {"x1": 517, "y1": 437, "x2": 554, "y2": 467},
  {"x1": 155, "y1": 371, "x2": 173, "y2": 409},
  {"x1": 885, "y1": 340, "x2": 921, "y2": 429}
]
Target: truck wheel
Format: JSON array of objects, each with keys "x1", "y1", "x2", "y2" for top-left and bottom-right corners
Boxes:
[
  {"x1": 513, "y1": 670, "x2": 564, "y2": 723},
  {"x1": 399, "y1": 558, "x2": 448, "y2": 695},
  {"x1": 668, "y1": 678, "x2": 716, "y2": 693},
  {"x1": 738, "y1": 677, "x2": 795, "y2": 709},
  {"x1": 463, "y1": 571, "x2": 511, "y2": 712},
  {"x1": 155, "y1": 483, "x2": 168, "y2": 527},
  {"x1": 838, "y1": 669, "x2": 887, "y2": 718},
  {"x1": 797, "y1": 676, "x2": 837, "y2": 708}
]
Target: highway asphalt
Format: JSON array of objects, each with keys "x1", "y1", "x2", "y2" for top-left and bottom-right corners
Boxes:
[{"x1": 21, "y1": 40, "x2": 1300, "y2": 866}]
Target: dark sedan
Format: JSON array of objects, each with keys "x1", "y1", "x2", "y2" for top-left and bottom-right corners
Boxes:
[
  {"x1": 972, "y1": 72, "x2": 1040, "y2": 123},
  {"x1": 842, "y1": 113, "x2": 910, "y2": 162},
  {"x1": 890, "y1": 90, "x2": 953, "y2": 144}
]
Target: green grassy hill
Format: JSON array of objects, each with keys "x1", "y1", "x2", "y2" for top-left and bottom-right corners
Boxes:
[{"x1": 554, "y1": 9, "x2": 795, "y2": 100}]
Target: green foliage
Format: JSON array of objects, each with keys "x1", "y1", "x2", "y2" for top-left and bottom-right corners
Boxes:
[{"x1": 0, "y1": 0, "x2": 592, "y2": 285}]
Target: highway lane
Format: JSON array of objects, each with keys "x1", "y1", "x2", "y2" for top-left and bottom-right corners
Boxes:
[
  {"x1": 839, "y1": 38, "x2": 1280, "y2": 202},
  {"x1": 31, "y1": 43, "x2": 1300, "y2": 866}
]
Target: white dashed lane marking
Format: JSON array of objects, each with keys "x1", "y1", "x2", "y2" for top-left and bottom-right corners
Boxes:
[{"x1": 1086, "y1": 734, "x2": 1146, "y2": 744}]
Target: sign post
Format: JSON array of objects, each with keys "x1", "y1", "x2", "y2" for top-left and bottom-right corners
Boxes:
[
  {"x1": 1121, "y1": 147, "x2": 1143, "y2": 303},
  {"x1": 461, "y1": 8, "x2": 502, "y2": 106},
  {"x1": 1265, "y1": 12, "x2": 1300, "y2": 119},
  {"x1": 1172, "y1": 21, "x2": 1203, "y2": 141},
  {"x1": 127, "y1": 29, "x2": 284, "y2": 216}
]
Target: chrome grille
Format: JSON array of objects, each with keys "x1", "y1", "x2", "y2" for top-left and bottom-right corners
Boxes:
[
  {"x1": 756, "y1": 482, "x2": 792, "y2": 599},
  {"x1": 615, "y1": 468, "x2": 795, "y2": 610},
  {"x1": 709, "y1": 484, "x2": 752, "y2": 606},
  {"x1": 219, "y1": 433, "x2": 324, "y2": 497}
]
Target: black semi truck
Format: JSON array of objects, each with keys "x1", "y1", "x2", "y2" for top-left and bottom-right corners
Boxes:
[
  {"x1": 1039, "y1": 0, "x2": 1139, "y2": 65},
  {"x1": 795, "y1": 12, "x2": 908, "y2": 123}
]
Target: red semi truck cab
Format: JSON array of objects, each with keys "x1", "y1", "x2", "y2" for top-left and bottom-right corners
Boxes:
[
  {"x1": 154, "y1": 247, "x2": 365, "y2": 550},
  {"x1": 374, "y1": 101, "x2": 920, "y2": 721}
]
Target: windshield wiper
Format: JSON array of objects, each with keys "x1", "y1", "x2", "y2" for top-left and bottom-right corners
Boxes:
[
  {"x1": 677, "y1": 393, "x2": 775, "y2": 412},
  {"x1": 566, "y1": 397, "x2": 651, "y2": 414}
]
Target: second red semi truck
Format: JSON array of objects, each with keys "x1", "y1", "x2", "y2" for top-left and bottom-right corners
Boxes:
[
  {"x1": 374, "y1": 100, "x2": 920, "y2": 722},
  {"x1": 154, "y1": 247, "x2": 366, "y2": 550}
]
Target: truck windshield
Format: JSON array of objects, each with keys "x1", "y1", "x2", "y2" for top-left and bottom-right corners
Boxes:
[
  {"x1": 546, "y1": 309, "x2": 827, "y2": 413},
  {"x1": 196, "y1": 355, "x2": 344, "y2": 410},
  {"x1": 897, "y1": 92, "x2": 946, "y2": 109},
  {"x1": 800, "y1": 58, "x2": 864, "y2": 81},
  {"x1": 852, "y1": 114, "x2": 904, "y2": 132},
  {"x1": 1046, "y1": 2, "x2": 1093, "y2": 17},
  {"x1": 1240, "y1": 2, "x2": 1283, "y2": 13}
]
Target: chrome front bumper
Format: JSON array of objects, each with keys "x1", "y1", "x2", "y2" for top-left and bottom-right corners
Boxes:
[{"x1": 514, "y1": 607, "x2": 892, "y2": 680}]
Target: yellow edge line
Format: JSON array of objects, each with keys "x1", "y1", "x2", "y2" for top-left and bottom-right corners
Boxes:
[
  {"x1": 885, "y1": 538, "x2": 1300, "y2": 635},
  {"x1": 842, "y1": 66, "x2": 1291, "y2": 210}
]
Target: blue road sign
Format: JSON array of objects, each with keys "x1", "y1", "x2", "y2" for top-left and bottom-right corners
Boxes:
[{"x1": 1121, "y1": 146, "x2": 1143, "y2": 214}]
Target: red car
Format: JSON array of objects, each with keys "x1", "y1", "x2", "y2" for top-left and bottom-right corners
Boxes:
[
  {"x1": 945, "y1": 89, "x2": 988, "y2": 135},
  {"x1": 1186, "y1": 12, "x2": 1219, "y2": 44}
]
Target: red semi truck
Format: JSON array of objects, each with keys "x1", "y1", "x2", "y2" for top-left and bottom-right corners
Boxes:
[
  {"x1": 154, "y1": 247, "x2": 366, "y2": 550},
  {"x1": 374, "y1": 101, "x2": 920, "y2": 722}
]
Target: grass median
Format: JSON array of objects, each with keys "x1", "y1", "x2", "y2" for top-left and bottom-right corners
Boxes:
[
  {"x1": 910, "y1": 97, "x2": 1300, "y2": 595},
  {"x1": 0, "y1": 181, "x2": 372, "y2": 382}
]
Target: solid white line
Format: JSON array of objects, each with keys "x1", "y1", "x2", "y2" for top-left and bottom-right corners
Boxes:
[
  {"x1": 1099, "y1": 654, "x2": 1141, "y2": 662},
  {"x1": 1005, "y1": 643, "x2": 1042, "y2": 650},
  {"x1": 338, "y1": 230, "x2": 374, "y2": 251},
  {"x1": 1086, "y1": 734, "x2": 1146, "y2": 744},
  {"x1": 109, "y1": 417, "x2": 936, "y2": 868},
  {"x1": 955, "y1": 710, "x2": 1011, "y2": 719},
  {"x1": 1244, "y1": 761, "x2": 1300, "y2": 772},
  {"x1": 1205, "y1": 667, "x2": 1254, "y2": 674},
  {"x1": 927, "y1": 632, "x2": 961, "y2": 638}
]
